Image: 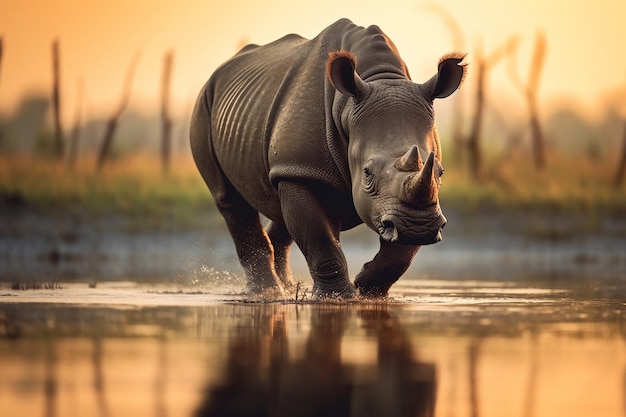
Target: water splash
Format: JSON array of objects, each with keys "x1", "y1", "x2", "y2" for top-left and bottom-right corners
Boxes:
[{"x1": 177, "y1": 265, "x2": 246, "y2": 295}]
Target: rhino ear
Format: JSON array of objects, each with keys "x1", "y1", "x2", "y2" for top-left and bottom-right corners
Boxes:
[
  {"x1": 421, "y1": 52, "x2": 468, "y2": 100},
  {"x1": 327, "y1": 50, "x2": 369, "y2": 99}
]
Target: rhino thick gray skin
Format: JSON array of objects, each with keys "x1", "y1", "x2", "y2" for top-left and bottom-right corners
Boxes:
[{"x1": 190, "y1": 18, "x2": 466, "y2": 298}]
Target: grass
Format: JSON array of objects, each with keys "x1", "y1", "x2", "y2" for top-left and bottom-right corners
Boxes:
[
  {"x1": 11, "y1": 281, "x2": 63, "y2": 290},
  {"x1": 439, "y1": 150, "x2": 626, "y2": 216},
  {"x1": 0, "y1": 153, "x2": 215, "y2": 227},
  {"x1": 1, "y1": 150, "x2": 624, "y2": 228}
]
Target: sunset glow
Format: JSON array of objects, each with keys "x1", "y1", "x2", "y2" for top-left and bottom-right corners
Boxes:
[{"x1": 1, "y1": 0, "x2": 625, "y2": 124}]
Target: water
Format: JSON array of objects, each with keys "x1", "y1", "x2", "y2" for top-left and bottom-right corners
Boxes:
[
  {"x1": 2, "y1": 208, "x2": 626, "y2": 285},
  {"x1": 1, "y1": 210, "x2": 625, "y2": 416},
  {"x1": 1, "y1": 278, "x2": 624, "y2": 417}
]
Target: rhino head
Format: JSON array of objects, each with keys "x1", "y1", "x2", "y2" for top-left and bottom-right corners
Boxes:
[{"x1": 327, "y1": 50, "x2": 466, "y2": 245}]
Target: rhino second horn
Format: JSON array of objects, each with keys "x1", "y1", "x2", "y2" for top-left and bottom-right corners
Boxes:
[
  {"x1": 404, "y1": 151, "x2": 437, "y2": 204},
  {"x1": 394, "y1": 145, "x2": 423, "y2": 172}
]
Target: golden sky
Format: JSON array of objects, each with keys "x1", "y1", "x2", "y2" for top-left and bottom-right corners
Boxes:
[{"x1": 1, "y1": 0, "x2": 625, "y2": 123}]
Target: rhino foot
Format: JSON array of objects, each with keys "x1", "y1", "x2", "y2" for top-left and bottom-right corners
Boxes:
[
  {"x1": 247, "y1": 285, "x2": 288, "y2": 302},
  {"x1": 247, "y1": 274, "x2": 286, "y2": 297},
  {"x1": 354, "y1": 262, "x2": 394, "y2": 298},
  {"x1": 354, "y1": 280, "x2": 392, "y2": 298},
  {"x1": 312, "y1": 281, "x2": 357, "y2": 300},
  {"x1": 278, "y1": 276, "x2": 297, "y2": 294}
]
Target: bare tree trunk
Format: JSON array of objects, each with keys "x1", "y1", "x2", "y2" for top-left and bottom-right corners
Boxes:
[
  {"x1": 52, "y1": 39, "x2": 64, "y2": 159},
  {"x1": 0, "y1": 37, "x2": 4, "y2": 148},
  {"x1": 68, "y1": 78, "x2": 83, "y2": 169},
  {"x1": 467, "y1": 60, "x2": 485, "y2": 180},
  {"x1": 160, "y1": 50, "x2": 174, "y2": 176},
  {"x1": 0, "y1": 37, "x2": 3, "y2": 83},
  {"x1": 528, "y1": 95, "x2": 546, "y2": 169},
  {"x1": 96, "y1": 53, "x2": 139, "y2": 172},
  {"x1": 527, "y1": 33, "x2": 547, "y2": 170},
  {"x1": 425, "y1": 4, "x2": 467, "y2": 160},
  {"x1": 614, "y1": 119, "x2": 626, "y2": 188},
  {"x1": 465, "y1": 37, "x2": 518, "y2": 181},
  {"x1": 96, "y1": 121, "x2": 118, "y2": 172},
  {"x1": 508, "y1": 32, "x2": 547, "y2": 170}
]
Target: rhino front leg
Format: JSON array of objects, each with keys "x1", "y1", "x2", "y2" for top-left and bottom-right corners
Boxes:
[
  {"x1": 265, "y1": 220, "x2": 296, "y2": 291},
  {"x1": 355, "y1": 240, "x2": 420, "y2": 297},
  {"x1": 278, "y1": 182, "x2": 356, "y2": 299}
]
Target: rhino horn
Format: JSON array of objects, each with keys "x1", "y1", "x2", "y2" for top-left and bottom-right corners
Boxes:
[
  {"x1": 403, "y1": 151, "x2": 438, "y2": 205},
  {"x1": 394, "y1": 145, "x2": 423, "y2": 172}
]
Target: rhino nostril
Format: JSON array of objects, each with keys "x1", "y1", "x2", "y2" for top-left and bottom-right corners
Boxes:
[
  {"x1": 379, "y1": 220, "x2": 399, "y2": 243},
  {"x1": 435, "y1": 222, "x2": 445, "y2": 243}
]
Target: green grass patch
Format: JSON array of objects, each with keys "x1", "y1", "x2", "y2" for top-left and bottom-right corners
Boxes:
[
  {"x1": 439, "y1": 151, "x2": 626, "y2": 216},
  {"x1": 0, "y1": 154, "x2": 216, "y2": 228},
  {"x1": 1, "y1": 151, "x2": 625, "y2": 228}
]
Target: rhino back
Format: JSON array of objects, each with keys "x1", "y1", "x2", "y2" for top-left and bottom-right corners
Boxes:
[{"x1": 208, "y1": 23, "x2": 351, "y2": 219}]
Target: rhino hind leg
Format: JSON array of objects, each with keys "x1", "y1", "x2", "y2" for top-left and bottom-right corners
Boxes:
[
  {"x1": 265, "y1": 221, "x2": 296, "y2": 291},
  {"x1": 354, "y1": 241, "x2": 420, "y2": 298},
  {"x1": 191, "y1": 90, "x2": 285, "y2": 296},
  {"x1": 217, "y1": 198, "x2": 286, "y2": 295},
  {"x1": 212, "y1": 185, "x2": 287, "y2": 295}
]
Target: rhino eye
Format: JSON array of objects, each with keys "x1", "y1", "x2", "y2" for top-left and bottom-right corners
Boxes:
[{"x1": 362, "y1": 167, "x2": 375, "y2": 190}]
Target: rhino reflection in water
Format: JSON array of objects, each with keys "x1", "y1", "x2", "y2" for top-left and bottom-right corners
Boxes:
[
  {"x1": 194, "y1": 307, "x2": 436, "y2": 417},
  {"x1": 190, "y1": 18, "x2": 466, "y2": 298}
]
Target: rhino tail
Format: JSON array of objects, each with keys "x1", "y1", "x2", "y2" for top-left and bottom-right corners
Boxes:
[{"x1": 190, "y1": 83, "x2": 217, "y2": 188}]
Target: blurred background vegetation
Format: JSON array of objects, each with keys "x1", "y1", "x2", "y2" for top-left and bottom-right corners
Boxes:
[
  {"x1": 0, "y1": 56, "x2": 624, "y2": 226},
  {"x1": 1, "y1": 2, "x2": 625, "y2": 231}
]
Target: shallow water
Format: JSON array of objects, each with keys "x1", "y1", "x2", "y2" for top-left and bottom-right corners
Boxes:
[
  {"x1": 1, "y1": 279, "x2": 624, "y2": 417},
  {"x1": 1, "y1": 211, "x2": 625, "y2": 416}
]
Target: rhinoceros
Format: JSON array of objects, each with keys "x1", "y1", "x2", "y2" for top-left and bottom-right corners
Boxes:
[{"x1": 190, "y1": 18, "x2": 466, "y2": 298}]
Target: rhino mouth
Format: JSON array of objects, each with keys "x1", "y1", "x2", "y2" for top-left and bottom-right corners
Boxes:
[{"x1": 376, "y1": 208, "x2": 446, "y2": 245}]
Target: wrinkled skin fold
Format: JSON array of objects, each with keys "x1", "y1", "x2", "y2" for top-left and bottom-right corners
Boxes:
[
  {"x1": 190, "y1": 18, "x2": 466, "y2": 298},
  {"x1": 377, "y1": 204, "x2": 447, "y2": 245}
]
